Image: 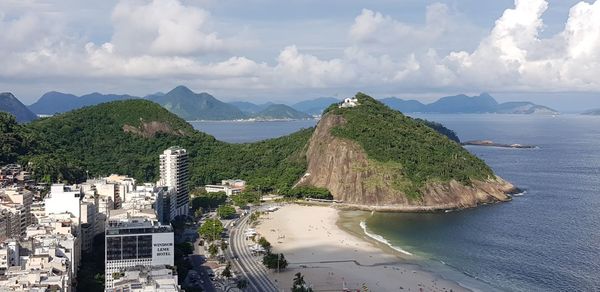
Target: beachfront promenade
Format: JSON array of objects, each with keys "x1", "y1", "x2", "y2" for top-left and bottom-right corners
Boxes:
[{"x1": 228, "y1": 212, "x2": 278, "y2": 292}]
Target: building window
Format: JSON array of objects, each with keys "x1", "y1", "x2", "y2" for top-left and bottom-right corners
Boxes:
[
  {"x1": 107, "y1": 237, "x2": 122, "y2": 260},
  {"x1": 137, "y1": 235, "x2": 152, "y2": 259},
  {"x1": 122, "y1": 236, "x2": 138, "y2": 260}
]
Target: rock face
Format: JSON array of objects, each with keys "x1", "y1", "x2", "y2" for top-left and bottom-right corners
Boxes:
[
  {"x1": 122, "y1": 121, "x2": 188, "y2": 138},
  {"x1": 298, "y1": 113, "x2": 517, "y2": 211}
]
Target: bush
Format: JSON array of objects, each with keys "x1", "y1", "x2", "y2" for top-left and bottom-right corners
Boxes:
[{"x1": 284, "y1": 186, "x2": 332, "y2": 200}]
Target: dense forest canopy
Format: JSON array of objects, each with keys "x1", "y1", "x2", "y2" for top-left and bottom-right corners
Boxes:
[{"x1": 0, "y1": 96, "x2": 490, "y2": 196}]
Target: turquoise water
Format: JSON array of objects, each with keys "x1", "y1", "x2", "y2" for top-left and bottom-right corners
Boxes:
[
  {"x1": 366, "y1": 114, "x2": 600, "y2": 292},
  {"x1": 191, "y1": 114, "x2": 600, "y2": 291}
]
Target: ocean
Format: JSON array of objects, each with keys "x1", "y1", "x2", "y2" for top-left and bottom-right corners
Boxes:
[{"x1": 191, "y1": 114, "x2": 600, "y2": 291}]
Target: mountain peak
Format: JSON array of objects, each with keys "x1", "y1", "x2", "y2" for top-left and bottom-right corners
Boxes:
[
  {"x1": 169, "y1": 85, "x2": 195, "y2": 95},
  {"x1": 0, "y1": 92, "x2": 38, "y2": 123}
]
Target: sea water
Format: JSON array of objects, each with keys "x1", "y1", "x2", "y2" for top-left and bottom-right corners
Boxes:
[{"x1": 191, "y1": 114, "x2": 600, "y2": 291}]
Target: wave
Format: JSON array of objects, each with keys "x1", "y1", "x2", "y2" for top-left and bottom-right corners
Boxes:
[
  {"x1": 512, "y1": 190, "x2": 527, "y2": 196},
  {"x1": 359, "y1": 220, "x2": 413, "y2": 256}
]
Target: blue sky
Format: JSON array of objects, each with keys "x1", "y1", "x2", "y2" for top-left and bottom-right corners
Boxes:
[{"x1": 1, "y1": 0, "x2": 599, "y2": 111}]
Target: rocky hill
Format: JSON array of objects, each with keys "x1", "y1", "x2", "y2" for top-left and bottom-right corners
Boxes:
[{"x1": 297, "y1": 93, "x2": 516, "y2": 211}]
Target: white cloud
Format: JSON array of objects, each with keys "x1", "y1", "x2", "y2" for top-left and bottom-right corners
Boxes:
[
  {"x1": 443, "y1": 0, "x2": 600, "y2": 91},
  {"x1": 110, "y1": 0, "x2": 226, "y2": 56},
  {"x1": 2, "y1": 0, "x2": 600, "y2": 102}
]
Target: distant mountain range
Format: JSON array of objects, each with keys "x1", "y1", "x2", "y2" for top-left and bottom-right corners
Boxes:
[
  {"x1": 582, "y1": 109, "x2": 600, "y2": 115},
  {"x1": 0, "y1": 92, "x2": 38, "y2": 123},
  {"x1": 18, "y1": 88, "x2": 559, "y2": 122},
  {"x1": 228, "y1": 101, "x2": 274, "y2": 114},
  {"x1": 290, "y1": 97, "x2": 341, "y2": 116},
  {"x1": 380, "y1": 93, "x2": 559, "y2": 115},
  {"x1": 252, "y1": 104, "x2": 311, "y2": 120},
  {"x1": 29, "y1": 91, "x2": 138, "y2": 115},
  {"x1": 147, "y1": 86, "x2": 246, "y2": 121}
]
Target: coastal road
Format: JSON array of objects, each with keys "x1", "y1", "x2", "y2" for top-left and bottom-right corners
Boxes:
[{"x1": 227, "y1": 212, "x2": 279, "y2": 292}]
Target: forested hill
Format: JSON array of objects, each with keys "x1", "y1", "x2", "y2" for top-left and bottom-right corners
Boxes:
[
  {"x1": 297, "y1": 93, "x2": 514, "y2": 210},
  {"x1": 1, "y1": 96, "x2": 478, "y2": 199},
  {"x1": 2, "y1": 99, "x2": 310, "y2": 190},
  {"x1": 323, "y1": 93, "x2": 494, "y2": 196}
]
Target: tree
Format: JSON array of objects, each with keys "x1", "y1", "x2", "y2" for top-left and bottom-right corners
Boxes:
[
  {"x1": 220, "y1": 240, "x2": 228, "y2": 251},
  {"x1": 291, "y1": 272, "x2": 313, "y2": 292},
  {"x1": 258, "y1": 237, "x2": 271, "y2": 253},
  {"x1": 198, "y1": 219, "x2": 224, "y2": 241},
  {"x1": 262, "y1": 253, "x2": 287, "y2": 270},
  {"x1": 194, "y1": 208, "x2": 203, "y2": 219},
  {"x1": 217, "y1": 204, "x2": 237, "y2": 219},
  {"x1": 208, "y1": 243, "x2": 219, "y2": 258},
  {"x1": 192, "y1": 192, "x2": 227, "y2": 211},
  {"x1": 222, "y1": 262, "x2": 232, "y2": 279}
]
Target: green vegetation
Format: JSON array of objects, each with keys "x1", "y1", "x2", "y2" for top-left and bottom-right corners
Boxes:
[
  {"x1": 262, "y1": 252, "x2": 288, "y2": 270},
  {"x1": 198, "y1": 218, "x2": 224, "y2": 241},
  {"x1": 231, "y1": 191, "x2": 260, "y2": 207},
  {"x1": 191, "y1": 190, "x2": 227, "y2": 211},
  {"x1": 327, "y1": 93, "x2": 494, "y2": 197},
  {"x1": 0, "y1": 95, "x2": 495, "y2": 201},
  {"x1": 208, "y1": 243, "x2": 219, "y2": 258},
  {"x1": 0, "y1": 112, "x2": 32, "y2": 165},
  {"x1": 222, "y1": 262, "x2": 233, "y2": 279},
  {"x1": 217, "y1": 204, "x2": 236, "y2": 219},
  {"x1": 414, "y1": 118, "x2": 460, "y2": 143},
  {"x1": 8, "y1": 99, "x2": 311, "y2": 192},
  {"x1": 284, "y1": 186, "x2": 332, "y2": 200},
  {"x1": 292, "y1": 272, "x2": 314, "y2": 292},
  {"x1": 257, "y1": 237, "x2": 272, "y2": 253}
]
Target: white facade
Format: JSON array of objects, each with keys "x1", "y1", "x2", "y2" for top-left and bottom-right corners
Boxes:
[
  {"x1": 45, "y1": 184, "x2": 82, "y2": 225},
  {"x1": 339, "y1": 97, "x2": 359, "y2": 108},
  {"x1": 205, "y1": 184, "x2": 243, "y2": 197},
  {"x1": 111, "y1": 266, "x2": 181, "y2": 292},
  {"x1": 158, "y1": 147, "x2": 189, "y2": 220}
]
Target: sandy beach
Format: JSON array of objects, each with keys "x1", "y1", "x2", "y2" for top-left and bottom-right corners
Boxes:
[{"x1": 255, "y1": 204, "x2": 468, "y2": 292}]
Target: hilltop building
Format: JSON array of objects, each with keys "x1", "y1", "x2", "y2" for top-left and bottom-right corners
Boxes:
[{"x1": 339, "y1": 97, "x2": 359, "y2": 108}]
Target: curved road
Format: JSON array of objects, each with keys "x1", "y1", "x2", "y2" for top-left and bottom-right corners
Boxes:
[{"x1": 227, "y1": 212, "x2": 279, "y2": 292}]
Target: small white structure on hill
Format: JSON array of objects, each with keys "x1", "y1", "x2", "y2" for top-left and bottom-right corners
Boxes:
[{"x1": 339, "y1": 97, "x2": 359, "y2": 108}]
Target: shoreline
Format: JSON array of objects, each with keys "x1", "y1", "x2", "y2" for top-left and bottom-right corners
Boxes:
[
  {"x1": 336, "y1": 210, "x2": 505, "y2": 292},
  {"x1": 254, "y1": 204, "x2": 478, "y2": 291}
]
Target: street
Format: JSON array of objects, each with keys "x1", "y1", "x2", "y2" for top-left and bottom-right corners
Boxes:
[{"x1": 227, "y1": 212, "x2": 279, "y2": 292}]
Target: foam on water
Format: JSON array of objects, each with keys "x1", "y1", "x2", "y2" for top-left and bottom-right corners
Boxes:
[{"x1": 359, "y1": 220, "x2": 413, "y2": 256}]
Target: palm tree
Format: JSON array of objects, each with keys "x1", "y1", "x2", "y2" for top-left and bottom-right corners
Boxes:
[{"x1": 291, "y1": 272, "x2": 313, "y2": 292}]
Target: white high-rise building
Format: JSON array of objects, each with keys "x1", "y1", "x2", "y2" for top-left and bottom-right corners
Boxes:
[{"x1": 158, "y1": 147, "x2": 189, "y2": 220}]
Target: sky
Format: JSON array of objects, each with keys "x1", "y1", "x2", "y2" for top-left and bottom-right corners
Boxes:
[{"x1": 1, "y1": 0, "x2": 599, "y2": 111}]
